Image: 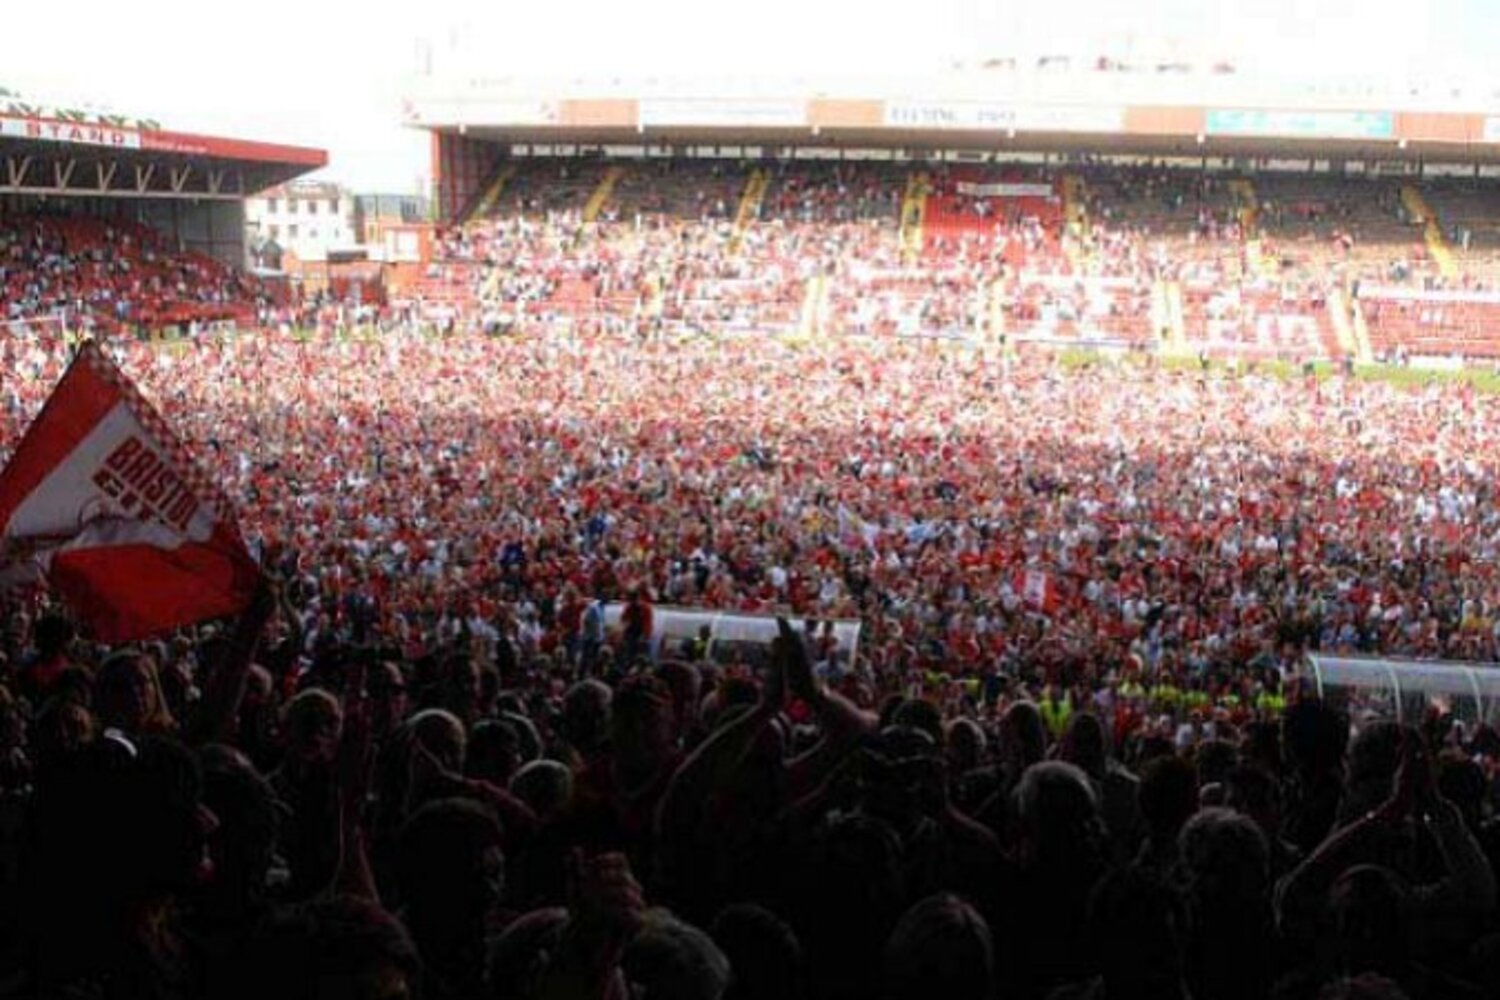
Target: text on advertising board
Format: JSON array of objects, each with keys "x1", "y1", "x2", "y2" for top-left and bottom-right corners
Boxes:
[
  {"x1": 1, "y1": 115, "x2": 142, "y2": 150},
  {"x1": 883, "y1": 102, "x2": 1124, "y2": 132},
  {"x1": 1205, "y1": 109, "x2": 1395, "y2": 140}
]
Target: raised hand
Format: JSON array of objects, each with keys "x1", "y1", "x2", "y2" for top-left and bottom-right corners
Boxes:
[
  {"x1": 777, "y1": 615, "x2": 820, "y2": 705},
  {"x1": 555, "y1": 848, "x2": 646, "y2": 989},
  {"x1": 568, "y1": 849, "x2": 646, "y2": 941},
  {"x1": 1382, "y1": 727, "x2": 1432, "y2": 822},
  {"x1": 336, "y1": 657, "x2": 372, "y2": 821},
  {"x1": 249, "y1": 574, "x2": 279, "y2": 622},
  {"x1": 332, "y1": 654, "x2": 380, "y2": 901}
]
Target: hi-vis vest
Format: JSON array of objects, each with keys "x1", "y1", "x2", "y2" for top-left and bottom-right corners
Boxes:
[
  {"x1": 1255, "y1": 691, "x2": 1286, "y2": 714},
  {"x1": 1040, "y1": 694, "x2": 1073, "y2": 737}
]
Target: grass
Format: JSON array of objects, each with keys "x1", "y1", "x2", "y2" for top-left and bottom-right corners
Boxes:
[
  {"x1": 132, "y1": 327, "x2": 1500, "y2": 395},
  {"x1": 1056, "y1": 346, "x2": 1500, "y2": 394}
]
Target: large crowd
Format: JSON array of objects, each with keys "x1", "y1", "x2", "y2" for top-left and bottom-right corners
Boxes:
[
  {"x1": 2, "y1": 319, "x2": 1500, "y2": 998},
  {"x1": 405, "y1": 161, "x2": 1500, "y2": 360},
  {"x1": 5, "y1": 162, "x2": 1500, "y2": 360},
  {"x1": 0, "y1": 214, "x2": 268, "y2": 335},
  {"x1": 3, "y1": 162, "x2": 1500, "y2": 999}
]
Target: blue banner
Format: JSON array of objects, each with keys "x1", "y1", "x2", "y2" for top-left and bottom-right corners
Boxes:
[{"x1": 1205, "y1": 109, "x2": 1395, "y2": 140}]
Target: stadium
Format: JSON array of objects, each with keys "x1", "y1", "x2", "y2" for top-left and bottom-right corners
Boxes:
[
  {"x1": 6, "y1": 11, "x2": 1500, "y2": 1000},
  {"x1": 404, "y1": 70, "x2": 1500, "y2": 366},
  {"x1": 0, "y1": 91, "x2": 325, "y2": 338}
]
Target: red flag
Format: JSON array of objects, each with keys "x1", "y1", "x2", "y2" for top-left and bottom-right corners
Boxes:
[{"x1": 0, "y1": 342, "x2": 260, "y2": 641}]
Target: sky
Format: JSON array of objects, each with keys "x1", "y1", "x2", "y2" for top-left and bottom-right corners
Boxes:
[{"x1": 4, "y1": 0, "x2": 1497, "y2": 194}]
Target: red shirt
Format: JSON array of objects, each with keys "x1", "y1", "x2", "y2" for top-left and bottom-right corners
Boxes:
[{"x1": 622, "y1": 599, "x2": 653, "y2": 638}]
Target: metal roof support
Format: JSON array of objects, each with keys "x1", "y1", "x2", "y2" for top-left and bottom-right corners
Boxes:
[
  {"x1": 705, "y1": 612, "x2": 723, "y2": 663},
  {"x1": 1305, "y1": 655, "x2": 1325, "y2": 700},
  {"x1": 1466, "y1": 668, "x2": 1485, "y2": 729},
  {"x1": 1386, "y1": 662, "x2": 1403, "y2": 724}
]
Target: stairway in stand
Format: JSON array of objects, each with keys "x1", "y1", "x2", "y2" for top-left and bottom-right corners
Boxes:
[
  {"x1": 1400, "y1": 185, "x2": 1458, "y2": 279},
  {"x1": 1230, "y1": 178, "x2": 1276, "y2": 277},
  {"x1": 1165, "y1": 281, "x2": 1188, "y2": 356},
  {"x1": 466, "y1": 163, "x2": 518, "y2": 223},
  {"x1": 1060, "y1": 175, "x2": 1090, "y2": 266},
  {"x1": 1151, "y1": 280, "x2": 1172, "y2": 349},
  {"x1": 1228, "y1": 178, "x2": 1259, "y2": 232},
  {"x1": 899, "y1": 172, "x2": 931, "y2": 263},
  {"x1": 797, "y1": 276, "x2": 829, "y2": 339},
  {"x1": 730, "y1": 169, "x2": 770, "y2": 253},
  {"x1": 986, "y1": 280, "x2": 1007, "y2": 349},
  {"x1": 1349, "y1": 296, "x2": 1376, "y2": 364},
  {"x1": 1326, "y1": 285, "x2": 1363, "y2": 360},
  {"x1": 583, "y1": 165, "x2": 626, "y2": 223}
]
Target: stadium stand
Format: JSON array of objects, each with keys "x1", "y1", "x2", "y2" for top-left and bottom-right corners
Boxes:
[
  {"x1": 0, "y1": 96, "x2": 323, "y2": 336},
  {"x1": 406, "y1": 157, "x2": 1500, "y2": 359},
  {"x1": 0, "y1": 214, "x2": 267, "y2": 333}
]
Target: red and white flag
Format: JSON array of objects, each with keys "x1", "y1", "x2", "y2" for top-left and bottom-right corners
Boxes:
[
  {"x1": 1015, "y1": 568, "x2": 1060, "y2": 614},
  {"x1": 0, "y1": 342, "x2": 260, "y2": 641}
]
